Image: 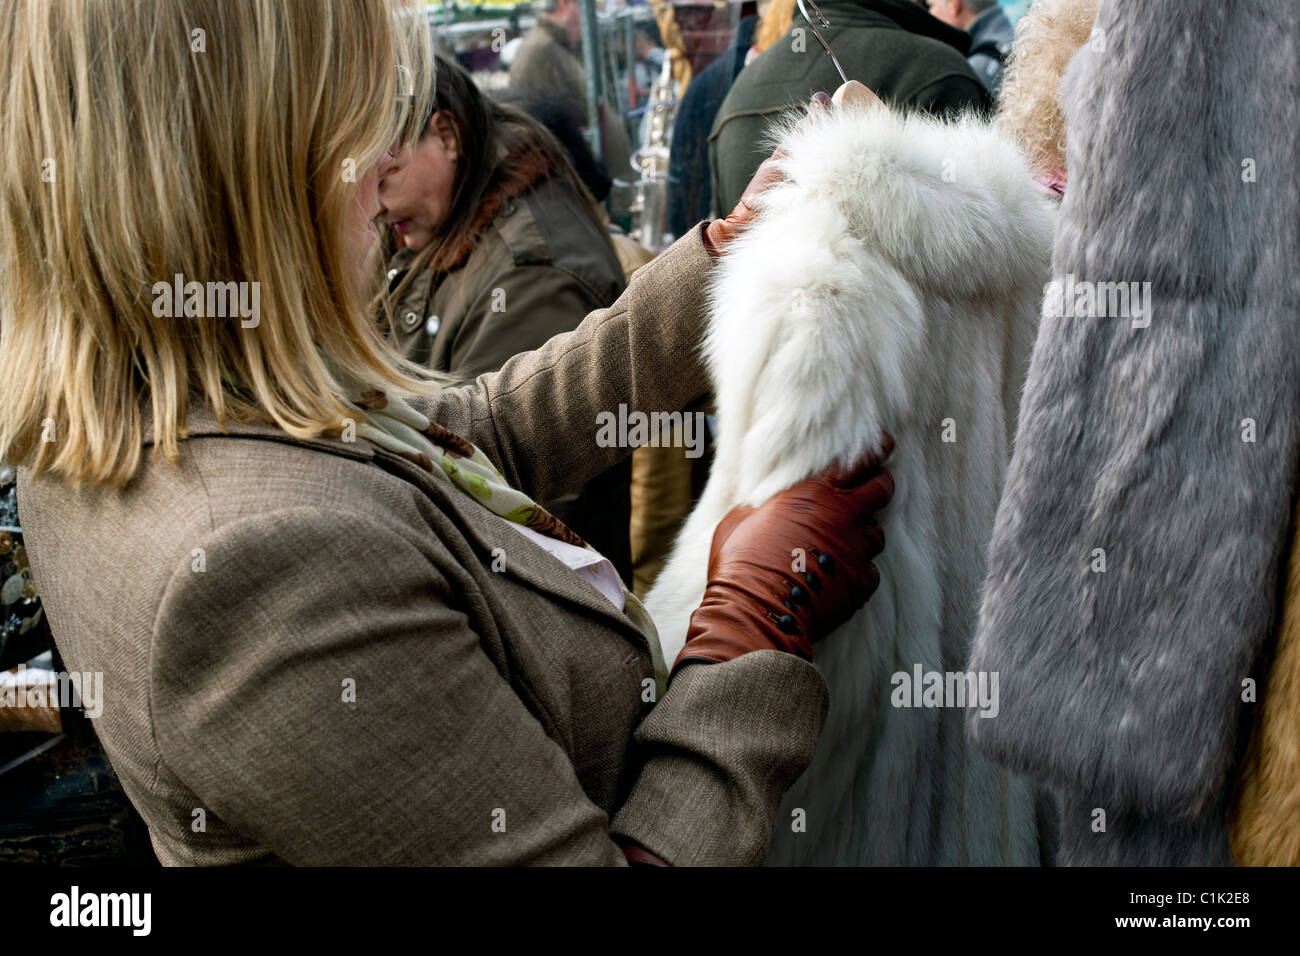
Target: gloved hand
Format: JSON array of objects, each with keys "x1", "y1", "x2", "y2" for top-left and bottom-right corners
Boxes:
[
  {"x1": 703, "y1": 91, "x2": 832, "y2": 256},
  {"x1": 703, "y1": 81, "x2": 882, "y2": 257},
  {"x1": 675, "y1": 434, "x2": 895, "y2": 670}
]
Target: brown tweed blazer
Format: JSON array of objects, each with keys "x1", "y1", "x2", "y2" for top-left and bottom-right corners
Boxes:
[{"x1": 17, "y1": 226, "x2": 829, "y2": 865}]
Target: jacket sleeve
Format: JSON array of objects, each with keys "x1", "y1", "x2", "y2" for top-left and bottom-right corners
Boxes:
[
  {"x1": 148, "y1": 506, "x2": 827, "y2": 865},
  {"x1": 423, "y1": 223, "x2": 715, "y2": 506},
  {"x1": 445, "y1": 264, "x2": 609, "y2": 381}
]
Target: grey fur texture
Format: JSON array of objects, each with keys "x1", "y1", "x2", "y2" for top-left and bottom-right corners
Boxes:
[{"x1": 968, "y1": 0, "x2": 1300, "y2": 865}]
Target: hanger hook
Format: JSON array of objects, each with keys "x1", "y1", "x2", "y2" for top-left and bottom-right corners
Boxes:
[{"x1": 796, "y1": 0, "x2": 850, "y2": 86}]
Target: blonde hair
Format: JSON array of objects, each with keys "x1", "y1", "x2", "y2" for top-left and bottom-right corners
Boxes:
[
  {"x1": 996, "y1": 0, "x2": 1099, "y2": 181},
  {"x1": 0, "y1": 0, "x2": 434, "y2": 486},
  {"x1": 755, "y1": 0, "x2": 795, "y2": 55}
]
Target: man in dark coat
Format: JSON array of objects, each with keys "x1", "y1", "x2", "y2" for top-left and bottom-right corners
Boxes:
[
  {"x1": 929, "y1": 0, "x2": 1016, "y2": 96},
  {"x1": 668, "y1": 14, "x2": 759, "y2": 238},
  {"x1": 709, "y1": 0, "x2": 990, "y2": 217},
  {"x1": 509, "y1": 0, "x2": 632, "y2": 182}
]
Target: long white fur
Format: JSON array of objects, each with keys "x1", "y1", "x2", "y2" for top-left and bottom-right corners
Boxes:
[{"x1": 645, "y1": 103, "x2": 1055, "y2": 864}]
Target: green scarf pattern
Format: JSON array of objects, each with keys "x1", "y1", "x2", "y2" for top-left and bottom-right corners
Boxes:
[{"x1": 345, "y1": 385, "x2": 668, "y2": 695}]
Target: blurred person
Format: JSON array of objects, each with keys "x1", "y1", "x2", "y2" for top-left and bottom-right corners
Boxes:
[
  {"x1": 993, "y1": 0, "x2": 1096, "y2": 195},
  {"x1": 510, "y1": 0, "x2": 584, "y2": 97},
  {"x1": 928, "y1": 0, "x2": 1014, "y2": 96},
  {"x1": 509, "y1": 0, "x2": 633, "y2": 184},
  {"x1": 667, "y1": 0, "x2": 793, "y2": 247},
  {"x1": 709, "y1": 0, "x2": 991, "y2": 217},
  {"x1": 2, "y1": 0, "x2": 893, "y2": 866},
  {"x1": 379, "y1": 56, "x2": 632, "y2": 577},
  {"x1": 667, "y1": 8, "x2": 763, "y2": 239},
  {"x1": 630, "y1": 20, "x2": 666, "y2": 112}
]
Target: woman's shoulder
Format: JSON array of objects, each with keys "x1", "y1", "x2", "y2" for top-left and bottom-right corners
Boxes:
[{"x1": 21, "y1": 414, "x2": 459, "y2": 587}]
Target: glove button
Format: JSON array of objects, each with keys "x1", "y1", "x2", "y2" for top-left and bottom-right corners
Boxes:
[
  {"x1": 790, "y1": 585, "x2": 808, "y2": 605},
  {"x1": 777, "y1": 614, "x2": 798, "y2": 635},
  {"x1": 804, "y1": 571, "x2": 821, "y2": 592},
  {"x1": 818, "y1": 552, "x2": 835, "y2": 572}
]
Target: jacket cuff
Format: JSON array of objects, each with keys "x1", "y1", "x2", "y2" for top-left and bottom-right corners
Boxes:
[{"x1": 610, "y1": 649, "x2": 829, "y2": 865}]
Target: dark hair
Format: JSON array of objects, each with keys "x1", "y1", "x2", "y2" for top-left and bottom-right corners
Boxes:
[
  {"x1": 496, "y1": 91, "x2": 612, "y2": 202},
  {"x1": 382, "y1": 55, "x2": 605, "y2": 302},
  {"x1": 634, "y1": 20, "x2": 663, "y2": 47}
]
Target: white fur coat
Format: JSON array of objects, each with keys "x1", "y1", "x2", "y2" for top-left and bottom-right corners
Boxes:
[{"x1": 645, "y1": 103, "x2": 1055, "y2": 864}]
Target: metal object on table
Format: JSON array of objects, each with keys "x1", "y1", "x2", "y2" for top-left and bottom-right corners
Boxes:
[{"x1": 796, "y1": 0, "x2": 849, "y2": 85}]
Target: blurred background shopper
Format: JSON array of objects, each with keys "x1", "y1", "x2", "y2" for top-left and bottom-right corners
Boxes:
[
  {"x1": 708, "y1": 0, "x2": 990, "y2": 217},
  {"x1": 927, "y1": 0, "x2": 1015, "y2": 97},
  {"x1": 509, "y1": 0, "x2": 632, "y2": 193},
  {"x1": 379, "y1": 54, "x2": 633, "y2": 580},
  {"x1": 0, "y1": 0, "x2": 892, "y2": 865}
]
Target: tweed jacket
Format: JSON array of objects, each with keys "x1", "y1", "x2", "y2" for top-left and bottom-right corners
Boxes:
[
  {"x1": 384, "y1": 171, "x2": 633, "y2": 581},
  {"x1": 17, "y1": 225, "x2": 829, "y2": 866}
]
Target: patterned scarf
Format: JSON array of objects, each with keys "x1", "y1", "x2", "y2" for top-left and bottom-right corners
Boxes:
[{"x1": 345, "y1": 384, "x2": 668, "y2": 695}]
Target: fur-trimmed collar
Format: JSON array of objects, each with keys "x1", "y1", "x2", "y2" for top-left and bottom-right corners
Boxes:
[{"x1": 438, "y1": 144, "x2": 553, "y2": 272}]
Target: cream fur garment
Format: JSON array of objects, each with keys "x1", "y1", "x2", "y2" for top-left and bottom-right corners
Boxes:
[{"x1": 644, "y1": 103, "x2": 1056, "y2": 865}]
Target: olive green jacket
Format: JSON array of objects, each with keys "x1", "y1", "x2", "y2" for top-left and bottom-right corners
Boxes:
[
  {"x1": 709, "y1": 0, "x2": 991, "y2": 216},
  {"x1": 385, "y1": 175, "x2": 625, "y2": 379}
]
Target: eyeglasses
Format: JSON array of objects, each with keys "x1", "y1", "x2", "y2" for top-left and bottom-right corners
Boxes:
[{"x1": 796, "y1": 0, "x2": 849, "y2": 85}]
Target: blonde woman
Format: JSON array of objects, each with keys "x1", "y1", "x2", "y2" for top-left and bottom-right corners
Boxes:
[
  {"x1": 0, "y1": 1, "x2": 891, "y2": 865},
  {"x1": 995, "y1": 0, "x2": 1101, "y2": 197}
]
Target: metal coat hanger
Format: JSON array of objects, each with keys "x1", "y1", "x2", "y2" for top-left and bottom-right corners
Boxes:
[{"x1": 796, "y1": 0, "x2": 850, "y2": 85}]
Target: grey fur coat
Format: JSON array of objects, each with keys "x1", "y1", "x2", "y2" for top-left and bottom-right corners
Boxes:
[{"x1": 969, "y1": 0, "x2": 1300, "y2": 865}]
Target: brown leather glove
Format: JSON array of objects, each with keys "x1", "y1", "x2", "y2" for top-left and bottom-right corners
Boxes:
[
  {"x1": 702, "y1": 91, "x2": 832, "y2": 257},
  {"x1": 674, "y1": 434, "x2": 894, "y2": 670}
]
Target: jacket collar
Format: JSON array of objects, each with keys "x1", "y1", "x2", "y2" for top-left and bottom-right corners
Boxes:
[
  {"x1": 145, "y1": 398, "x2": 647, "y2": 646},
  {"x1": 143, "y1": 398, "x2": 374, "y2": 462},
  {"x1": 369, "y1": 443, "x2": 650, "y2": 648}
]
